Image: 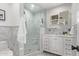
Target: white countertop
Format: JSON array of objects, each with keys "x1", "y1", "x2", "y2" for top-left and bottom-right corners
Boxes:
[{"x1": 44, "y1": 34, "x2": 75, "y2": 37}]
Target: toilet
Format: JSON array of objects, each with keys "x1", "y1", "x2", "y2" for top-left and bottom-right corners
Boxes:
[{"x1": 0, "y1": 41, "x2": 13, "y2": 56}]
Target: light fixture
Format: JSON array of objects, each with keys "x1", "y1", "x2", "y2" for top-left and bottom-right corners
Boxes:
[
  {"x1": 30, "y1": 4, "x2": 35, "y2": 10},
  {"x1": 25, "y1": 3, "x2": 41, "y2": 13},
  {"x1": 31, "y1": 4, "x2": 35, "y2": 8}
]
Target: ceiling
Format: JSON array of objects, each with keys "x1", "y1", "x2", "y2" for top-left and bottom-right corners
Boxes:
[
  {"x1": 24, "y1": 3, "x2": 63, "y2": 13},
  {"x1": 35, "y1": 3, "x2": 63, "y2": 9}
]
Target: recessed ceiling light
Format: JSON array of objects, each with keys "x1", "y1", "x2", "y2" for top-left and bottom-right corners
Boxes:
[
  {"x1": 31, "y1": 4, "x2": 35, "y2": 8},
  {"x1": 29, "y1": 4, "x2": 35, "y2": 10}
]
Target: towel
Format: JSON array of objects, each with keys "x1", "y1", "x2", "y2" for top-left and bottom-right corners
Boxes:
[{"x1": 17, "y1": 13, "x2": 27, "y2": 44}]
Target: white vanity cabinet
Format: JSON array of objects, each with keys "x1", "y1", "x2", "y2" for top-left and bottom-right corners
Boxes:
[
  {"x1": 43, "y1": 35, "x2": 64, "y2": 55},
  {"x1": 63, "y1": 36, "x2": 74, "y2": 56},
  {"x1": 43, "y1": 34, "x2": 74, "y2": 56}
]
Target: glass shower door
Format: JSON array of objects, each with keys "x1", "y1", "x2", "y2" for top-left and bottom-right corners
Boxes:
[{"x1": 23, "y1": 3, "x2": 45, "y2": 55}]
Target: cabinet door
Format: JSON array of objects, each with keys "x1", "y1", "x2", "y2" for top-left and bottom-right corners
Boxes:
[
  {"x1": 49, "y1": 37, "x2": 56, "y2": 51},
  {"x1": 48, "y1": 37, "x2": 63, "y2": 55},
  {"x1": 43, "y1": 37, "x2": 49, "y2": 51},
  {"x1": 63, "y1": 37, "x2": 73, "y2": 56},
  {"x1": 55, "y1": 37, "x2": 63, "y2": 55}
]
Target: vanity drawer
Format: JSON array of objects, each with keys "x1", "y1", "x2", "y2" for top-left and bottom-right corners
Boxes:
[
  {"x1": 64, "y1": 50, "x2": 72, "y2": 55},
  {"x1": 43, "y1": 44, "x2": 49, "y2": 51},
  {"x1": 64, "y1": 38, "x2": 72, "y2": 41},
  {"x1": 64, "y1": 53, "x2": 72, "y2": 56},
  {"x1": 64, "y1": 44, "x2": 72, "y2": 49},
  {"x1": 43, "y1": 42, "x2": 48, "y2": 45},
  {"x1": 64, "y1": 40, "x2": 72, "y2": 45}
]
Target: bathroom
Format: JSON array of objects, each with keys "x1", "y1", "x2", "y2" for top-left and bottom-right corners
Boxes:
[{"x1": 0, "y1": 3, "x2": 79, "y2": 56}]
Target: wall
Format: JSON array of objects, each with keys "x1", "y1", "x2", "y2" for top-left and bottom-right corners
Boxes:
[
  {"x1": 0, "y1": 3, "x2": 20, "y2": 56},
  {"x1": 72, "y1": 4, "x2": 79, "y2": 46},
  {"x1": 71, "y1": 3, "x2": 79, "y2": 25},
  {"x1": 70, "y1": 3, "x2": 79, "y2": 55},
  {"x1": 0, "y1": 3, "x2": 20, "y2": 26}
]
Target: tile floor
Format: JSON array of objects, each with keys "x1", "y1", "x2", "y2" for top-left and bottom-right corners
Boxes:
[{"x1": 26, "y1": 51, "x2": 60, "y2": 56}]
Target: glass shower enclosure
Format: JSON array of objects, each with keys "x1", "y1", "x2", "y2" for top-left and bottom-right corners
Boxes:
[{"x1": 23, "y1": 3, "x2": 45, "y2": 55}]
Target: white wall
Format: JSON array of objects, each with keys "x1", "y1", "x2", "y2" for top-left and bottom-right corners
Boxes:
[
  {"x1": 72, "y1": 4, "x2": 79, "y2": 45},
  {"x1": 72, "y1": 4, "x2": 79, "y2": 25},
  {"x1": 71, "y1": 4, "x2": 77, "y2": 25},
  {"x1": 0, "y1": 3, "x2": 20, "y2": 26}
]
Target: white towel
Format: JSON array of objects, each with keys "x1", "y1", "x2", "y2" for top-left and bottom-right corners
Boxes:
[{"x1": 17, "y1": 14, "x2": 27, "y2": 44}]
